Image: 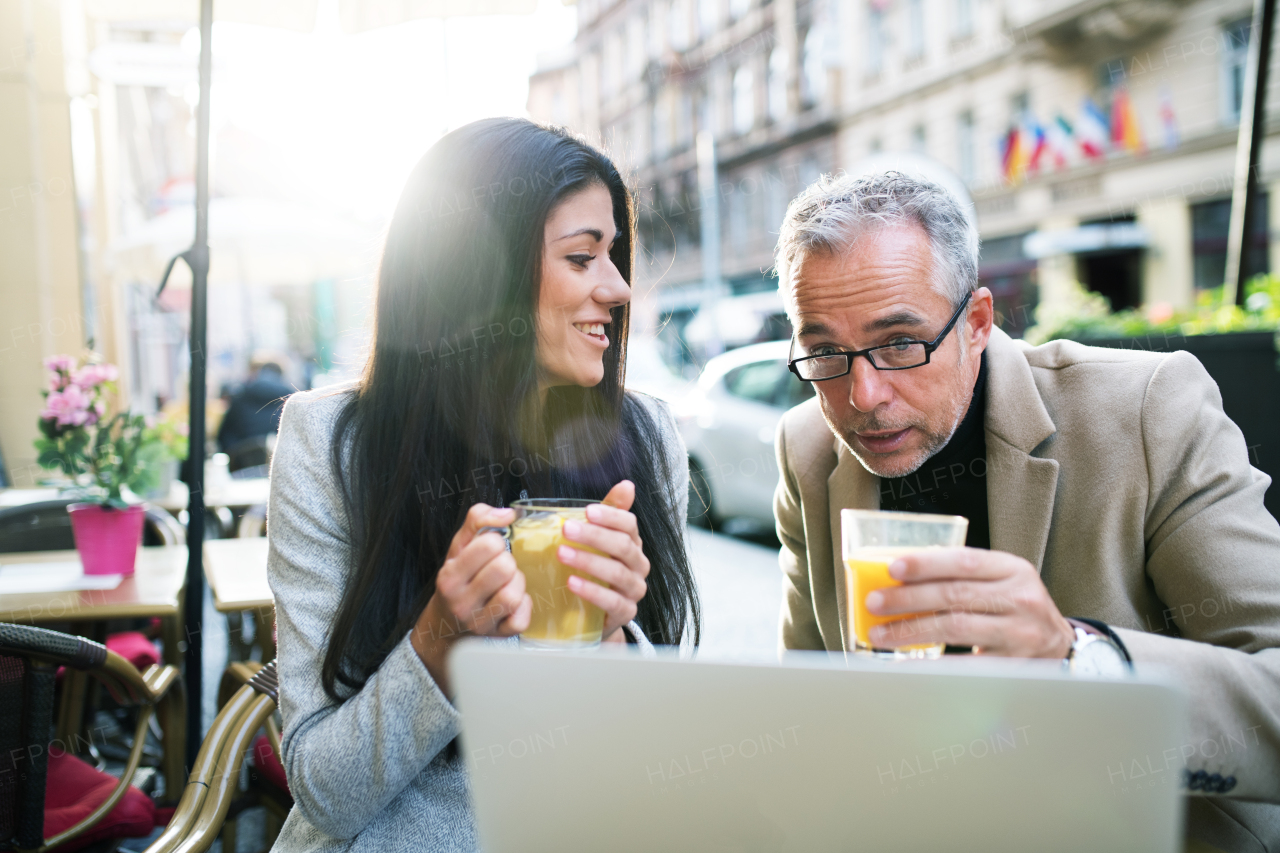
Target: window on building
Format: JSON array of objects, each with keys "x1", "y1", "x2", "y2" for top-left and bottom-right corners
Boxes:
[
  {"x1": 767, "y1": 47, "x2": 788, "y2": 122},
  {"x1": 910, "y1": 123, "x2": 927, "y2": 154},
  {"x1": 800, "y1": 155, "x2": 822, "y2": 188},
  {"x1": 957, "y1": 110, "x2": 975, "y2": 183},
  {"x1": 1010, "y1": 90, "x2": 1029, "y2": 121},
  {"x1": 906, "y1": 0, "x2": 925, "y2": 60},
  {"x1": 866, "y1": 6, "x2": 885, "y2": 75},
  {"x1": 669, "y1": 0, "x2": 690, "y2": 51},
  {"x1": 1222, "y1": 18, "x2": 1251, "y2": 124},
  {"x1": 638, "y1": 185, "x2": 672, "y2": 256},
  {"x1": 602, "y1": 30, "x2": 622, "y2": 97},
  {"x1": 733, "y1": 65, "x2": 755, "y2": 134},
  {"x1": 954, "y1": 0, "x2": 974, "y2": 38},
  {"x1": 1192, "y1": 195, "x2": 1270, "y2": 290},
  {"x1": 698, "y1": 0, "x2": 719, "y2": 41},
  {"x1": 634, "y1": 107, "x2": 649, "y2": 163},
  {"x1": 653, "y1": 96, "x2": 671, "y2": 161},
  {"x1": 729, "y1": 0, "x2": 750, "y2": 22},
  {"x1": 764, "y1": 166, "x2": 788, "y2": 233},
  {"x1": 677, "y1": 90, "x2": 694, "y2": 148},
  {"x1": 694, "y1": 84, "x2": 712, "y2": 137},
  {"x1": 802, "y1": 27, "x2": 827, "y2": 105},
  {"x1": 728, "y1": 183, "x2": 748, "y2": 252},
  {"x1": 629, "y1": 14, "x2": 648, "y2": 79},
  {"x1": 679, "y1": 170, "x2": 701, "y2": 246}
]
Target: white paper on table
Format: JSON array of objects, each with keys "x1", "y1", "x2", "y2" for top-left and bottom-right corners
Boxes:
[{"x1": 0, "y1": 561, "x2": 124, "y2": 594}]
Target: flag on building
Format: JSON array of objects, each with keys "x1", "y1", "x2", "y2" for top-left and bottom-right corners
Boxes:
[
  {"x1": 1001, "y1": 125, "x2": 1028, "y2": 184},
  {"x1": 1047, "y1": 114, "x2": 1075, "y2": 169},
  {"x1": 1078, "y1": 98, "x2": 1109, "y2": 159},
  {"x1": 1159, "y1": 85, "x2": 1180, "y2": 151},
  {"x1": 1025, "y1": 119, "x2": 1050, "y2": 173},
  {"x1": 1109, "y1": 87, "x2": 1144, "y2": 153}
]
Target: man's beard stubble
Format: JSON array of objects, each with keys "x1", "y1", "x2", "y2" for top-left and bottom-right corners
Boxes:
[{"x1": 826, "y1": 375, "x2": 973, "y2": 480}]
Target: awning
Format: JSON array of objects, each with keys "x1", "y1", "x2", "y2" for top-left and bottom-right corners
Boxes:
[{"x1": 1022, "y1": 223, "x2": 1150, "y2": 259}]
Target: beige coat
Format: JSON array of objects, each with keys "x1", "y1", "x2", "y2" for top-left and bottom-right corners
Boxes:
[{"x1": 775, "y1": 327, "x2": 1280, "y2": 851}]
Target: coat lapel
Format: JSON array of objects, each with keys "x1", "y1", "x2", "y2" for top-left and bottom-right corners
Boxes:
[
  {"x1": 982, "y1": 329, "x2": 1060, "y2": 572},
  {"x1": 827, "y1": 436, "x2": 880, "y2": 650}
]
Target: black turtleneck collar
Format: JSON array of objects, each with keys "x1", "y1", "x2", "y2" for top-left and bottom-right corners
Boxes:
[{"x1": 877, "y1": 351, "x2": 990, "y2": 549}]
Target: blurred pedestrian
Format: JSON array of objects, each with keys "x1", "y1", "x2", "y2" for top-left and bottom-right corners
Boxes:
[{"x1": 216, "y1": 354, "x2": 294, "y2": 457}]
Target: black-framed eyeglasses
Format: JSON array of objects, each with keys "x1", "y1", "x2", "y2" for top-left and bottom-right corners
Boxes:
[{"x1": 788, "y1": 291, "x2": 972, "y2": 381}]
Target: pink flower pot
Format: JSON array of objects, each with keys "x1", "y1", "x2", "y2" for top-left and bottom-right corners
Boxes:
[{"x1": 67, "y1": 503, "x2": 145, "y2": 576}]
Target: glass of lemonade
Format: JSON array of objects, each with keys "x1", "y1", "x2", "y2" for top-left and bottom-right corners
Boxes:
[
  {"x1": 509, "y1": 498, "x2": 610, "y2": 651},
  {"x1": 841, "y1": 509, "x2": 968, "y2": 660}
]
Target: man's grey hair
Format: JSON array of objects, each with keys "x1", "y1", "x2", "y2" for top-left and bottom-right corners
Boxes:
[{"x1": 774, "y1": 171, "x2": 980, "y2": 307}]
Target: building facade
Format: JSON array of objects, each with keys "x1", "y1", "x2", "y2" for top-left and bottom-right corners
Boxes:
[
  {"x1": 529, "y1": 0, "x2": 845, "y2": 366},
  {"x1": 529, "y1": 0, "x2": 1280, "y2": 349}
]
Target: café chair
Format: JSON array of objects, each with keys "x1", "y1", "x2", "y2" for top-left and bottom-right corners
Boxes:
[
  {"x1": 235, "y1": 505, "x2": 267, "y2": 538},
  {"x1": 143, "y1": 660, "x2": 280, "y2": 853},
  {"x1": 0, "y1": 623, "x2": 180, "y2": 852},
  {"x1": 214, "y1": 661, "x2": 290, "y2": 851}
]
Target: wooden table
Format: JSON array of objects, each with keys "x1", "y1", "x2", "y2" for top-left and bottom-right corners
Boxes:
[
  {"x1": 0, "y1": 546, "x2": 188, "y2": 802},
  {"x1": 203, "y1": 537, "x2": 275, "y2": 661},
  {"x1": 154, "y1": 478, "x2": 270, "y2": 512}
]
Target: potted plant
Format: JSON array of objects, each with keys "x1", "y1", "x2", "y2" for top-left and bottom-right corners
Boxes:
[
  {"x1": 33, "y1": 355, "x2": 182, "y2": 575},
  {"x1": 1024, "y1": 275, "x2": 1280, "y2": 520}
]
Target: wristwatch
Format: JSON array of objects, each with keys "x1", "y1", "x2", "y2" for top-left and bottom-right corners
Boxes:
[{"x1": 1064, "y1": 619, "x2": 1130, "y2": 678}]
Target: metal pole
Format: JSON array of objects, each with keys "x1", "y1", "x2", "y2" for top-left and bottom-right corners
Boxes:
[
  {"x1": 183, "y1": 0, "x2": 213, "y2": 767},
  {"x1": 696, "y1": 131, "x2": 725, "y2": 357},
  {"x1": 1224, "y1": 0, "x2": 1275, "y2": 306}
]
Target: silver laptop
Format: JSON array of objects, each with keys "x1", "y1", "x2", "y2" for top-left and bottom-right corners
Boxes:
[{"x1": 451, "y1": 643, "x2": 1188, "y2": 853}]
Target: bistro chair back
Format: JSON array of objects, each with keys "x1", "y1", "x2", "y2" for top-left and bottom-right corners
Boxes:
[
  {"x1": 144, "y1": 661, "x2": 280, "y2": 853},
  {"x1": 0, "y1": 502, "x2": 75, "y2": 554},
  {"x1": 0, "y1": 622, "x2": 179, "y2": 852}
]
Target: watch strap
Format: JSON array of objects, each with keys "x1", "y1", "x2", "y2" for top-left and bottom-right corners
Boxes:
[{"x1": 1067, "y1": 617, "x2": 1133, "y2": 664}]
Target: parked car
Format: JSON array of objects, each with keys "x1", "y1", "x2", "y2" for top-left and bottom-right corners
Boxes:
[
  {"x1": 673, "y1": 340, "x2": 814, "y2": 531},
  {"x1": 624, "y1": 335, "x2": 691, "y2": 403}
]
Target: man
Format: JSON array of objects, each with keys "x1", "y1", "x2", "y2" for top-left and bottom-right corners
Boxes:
[
  {"x1": 217, "y1": 355, "x2": 295, "y2": 456},
  {"x1": 772, "y1": 172, "x2": 1279, "y2": 850}
]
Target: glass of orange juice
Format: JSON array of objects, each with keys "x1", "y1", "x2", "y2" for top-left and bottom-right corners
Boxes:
[{"x1": 841, "y1": 509, "x2": 968, "y2": 660}]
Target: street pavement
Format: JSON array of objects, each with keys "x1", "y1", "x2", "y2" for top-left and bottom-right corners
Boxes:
[{"x1": 687, "y1": 527, "x2": 783, "y2": 662}]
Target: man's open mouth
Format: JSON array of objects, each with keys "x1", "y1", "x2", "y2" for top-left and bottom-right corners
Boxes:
[{"x1": 856, "y1": 428, "x2": 911, "y2": 453}]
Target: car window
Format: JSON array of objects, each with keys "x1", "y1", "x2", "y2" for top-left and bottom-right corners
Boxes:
[
  {"x1": 723, "y1": 360, "x2": 789, "y2": 405},
  {"x1": 778, "y1": 371, "x2": 816, "y2": 409}
]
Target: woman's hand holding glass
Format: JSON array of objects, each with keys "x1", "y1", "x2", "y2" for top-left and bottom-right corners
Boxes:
[
  {"x1": 412, "y1": 503, "x2": 532, "y2": 695},
  {"x1": 556, "y1": 480, "x2": 651, "y2": 642}
]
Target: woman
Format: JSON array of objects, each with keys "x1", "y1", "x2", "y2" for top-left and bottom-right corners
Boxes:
[{"x1": 266, "y1": 118, "x2": 700, "y2": 852}]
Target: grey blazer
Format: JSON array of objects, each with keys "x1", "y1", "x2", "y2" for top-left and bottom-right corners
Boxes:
[{"x1": 265, "y1": 385, "x2": 687, "y2": 852}]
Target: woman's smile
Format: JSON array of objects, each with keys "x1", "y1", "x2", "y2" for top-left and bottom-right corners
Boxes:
[{"x1": 572, "y1": 321, "x2": 609, "y2": 346}]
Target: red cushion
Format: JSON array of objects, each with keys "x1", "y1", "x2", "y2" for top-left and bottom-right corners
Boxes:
[
  {"x1": 105, "y1": 631, "x2": 160, "y2": 670},
  {"x1": 44, "y1": 748, "x2": 156, "y2": 852},
  {"x1": 252, "y1": 734, "x2": 290, "y2": 793}
]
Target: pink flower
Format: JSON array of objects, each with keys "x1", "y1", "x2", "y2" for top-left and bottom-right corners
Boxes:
[
  {"x1": 1146, "y1": 302, "x2": 1175, "y2": 325},
  {"x1": 41, "y1": 385, "x2": 93, "y2": 427},
  {"x1": 44, "y1": 354, "x2": 76, "y2": 391},
  {"x1": 72, "y1": 363, "x2": 119, "y2": 388},
  {"x1": 44, "y1": 354, "x2": 76, "y2": 373}
]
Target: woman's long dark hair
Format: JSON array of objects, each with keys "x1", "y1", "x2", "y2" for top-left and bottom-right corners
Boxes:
[{"x1": 321, "y1": 118, "x2": 700, "y2": 701}]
